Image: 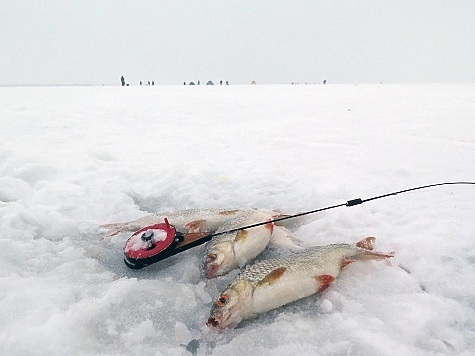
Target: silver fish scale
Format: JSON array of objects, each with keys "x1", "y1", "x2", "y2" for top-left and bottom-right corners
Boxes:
[
  {"x1": 130, "y1": 208, "x2": 243, "y2": 228},
  {"x1": 164, "y1": 208, "x2": 242, "y2": 219},
  {"x1": 215, "y1": 209, "x2": 259, "y2": 233},
  {"x1": 236, "y1": 243, "x2": 355, "y2": 286},
  {"x1": 203, "y1": 232, "x2": 235, "y2": 257},
  {"x1": 204, "y1": 209, "x2": 263, "y2": 249},
  {"x1": 201, "y1": 211, "x2": 260, "y2": 271}
]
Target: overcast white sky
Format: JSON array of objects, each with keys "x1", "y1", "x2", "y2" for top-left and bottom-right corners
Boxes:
[{"x1": 1, "y1": 0, "x2": 474, "y2": 85}]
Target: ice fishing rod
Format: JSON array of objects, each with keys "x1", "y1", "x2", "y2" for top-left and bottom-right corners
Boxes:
[
  {"x1": 202, "y1": 181, "x2": 475, "y2": 238},
  {"x1": 123, "y1": 181, "x2": 475, "y2": 269}
]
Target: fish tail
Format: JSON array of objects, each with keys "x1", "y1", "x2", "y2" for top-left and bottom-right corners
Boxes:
[
  {"x1": 269, "y1": 226, "x2": 304, "y2": 252},
  {"x1": 358, "y1": 250, "x2": 395, "y2": 260},
  {"x1": 355, "y1": 236, "x2": 376, "y2": 250},
  {"x1": 355, "y1": 236, "x2": 395, "y2": 259},
  {"x1": 272, "y1": 212, "x2": 308, "y2": 228},
  {"x1": 99, "y1": 223, "x2": 129, "y2": 237}
]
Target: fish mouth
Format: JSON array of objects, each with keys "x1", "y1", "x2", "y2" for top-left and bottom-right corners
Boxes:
[
  {"x1": 207, "y1": 311, "x2": 238, "y2": 331},
  {"x1": 207, "y1": 315, "x2": 229, "y2": 332},
  {"x1": 206, "y1": 316, "x2": 220, "y2": 328},
  {"x1": 204, "y1": 263, "x2": 220, "y2": 278}
]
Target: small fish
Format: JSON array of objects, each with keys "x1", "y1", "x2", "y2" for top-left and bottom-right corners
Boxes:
[
  {"x1": 100, "y1": 208, "x2": 251, "y2": 237},
  {"x1": 207, "y1": 237, "x2": 394, "y2": 330},
  {"x1": 201, "y1": 209, "x2": 301, "y2": 278}
]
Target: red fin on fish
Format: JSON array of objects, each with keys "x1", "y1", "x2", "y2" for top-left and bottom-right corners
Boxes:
[
  {"x1": 265, "y1": 220, "x2": 274, "y2": 234},
  {"x1": 258, "y1": 267, "x2": 287, "y2": 286},
  {"x1": 341, "y1": 257, "x2": 355, "y2": 269},
  {"x1": 355, "y1": 237, "x2": 395, "y2": 260},
  {"x1": 356, "y1": 236, "x2": 375, "y2": 250},
  {"x1": 234, "y1": 230, "x2": 248, "y2": 242},
  {"x1": 315, "y1": 275, "x2": 335, "y2": 293},
  {"x1": 185, "y1": 220, "x2": 206, "y2": 233}
]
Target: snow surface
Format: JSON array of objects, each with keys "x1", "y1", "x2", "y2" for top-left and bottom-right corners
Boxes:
[{"x1": 0, "y1": 84, "x2": 474, "y2": 355}]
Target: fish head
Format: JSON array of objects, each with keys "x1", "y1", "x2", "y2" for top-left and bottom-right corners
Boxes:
[
  {"x1": 202, "y1": 241, "x2": 236, "y2": 278},
  {"x1": 207, "y1": 279, "x2": 254, "y2": 331}
]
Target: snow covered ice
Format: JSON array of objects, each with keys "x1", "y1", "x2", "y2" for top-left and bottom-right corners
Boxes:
[{"x1": 0, "y1": 84, "x2": 474, "y2": 355}]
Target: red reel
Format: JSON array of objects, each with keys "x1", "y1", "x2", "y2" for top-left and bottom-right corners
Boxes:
[{"x1": 124, "y1": 219, "x2": 179, "y2": 268}]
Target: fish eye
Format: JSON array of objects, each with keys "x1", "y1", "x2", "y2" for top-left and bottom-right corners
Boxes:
[{"x1": 217, "y1": 294, "x2": 228, "y2": 307}]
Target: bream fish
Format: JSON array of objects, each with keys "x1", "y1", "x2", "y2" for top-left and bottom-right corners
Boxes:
[
  {"x1": 207, "y1": 237, "x2": 394, "y2": 330},
  {"x1": 200, "y1": 209, "x2": 300, "y2": 278},
  {"x1": 100, "y1": 208, "x2": 252, "y2": 237}
]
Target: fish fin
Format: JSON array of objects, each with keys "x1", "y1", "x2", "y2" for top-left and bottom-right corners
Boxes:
[
  {"x1": 219, "y1": 209, "x2": 241, "y2": 216},
  {"x1": 185, "y1": 219, "x2": 206, "y2": 233},
  {"x1": 269, "y1": 226, "x2": 304, "y2": 252},
  {"x1": 358, "y1": 250, "x2": 395, "y2": 260},
  {"x1": 258, "y1": 267, "x2": 287, "y2": 287},
  {"x1": 234, "y1": 229, "x2": 248, "y2": 242},
  {"x1": 315, "y1": 274, "x2": 335, "y2": 293},
  {"x1": 264, "y1": 220, "x2": 274, "y2": 234},
  {"x1": 273, "y1": 214, "x2": 309, "y2": 229},
  {"x1": 340, "y1": 257, "x2": 355, "y2": 270},
  {"x1": 355, "y1": 237, "x2": 395, "y2": 259},
  {"x1": 99, "y1": 223, "x2": 130, "y2": 237},
  {"x1": 356, "y1": 236, "x2": 375, "y2": 250}
]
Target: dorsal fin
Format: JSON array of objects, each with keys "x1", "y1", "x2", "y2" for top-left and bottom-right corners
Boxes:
[{"x1": 219, "y1": 209, "x2": 240, "y2": 216}]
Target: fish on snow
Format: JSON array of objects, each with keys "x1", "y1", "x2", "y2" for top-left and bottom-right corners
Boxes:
[
  {"x1": 207, "y1": 237, "x2": 394, "y2": 330},
  {"x1": 100, "y1": 208, "x2": 253, "y2": 237},
  {"x1": 201, "y1": 209, "x2": 302, "y2": 278}
]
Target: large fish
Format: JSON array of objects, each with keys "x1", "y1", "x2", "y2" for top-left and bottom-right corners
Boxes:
[
  {"x1": 100, "y1": 208, "x2": 252, "y2": 237},
  {"x1": 200, "y1": 209, "x2": 301, "y2": 278},
  {"x1": 207, "y1": 237, "x2": 394, "y2": 330}
]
